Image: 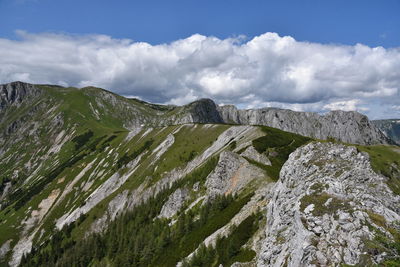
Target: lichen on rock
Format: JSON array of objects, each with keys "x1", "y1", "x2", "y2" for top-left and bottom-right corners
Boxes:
[{"x1": 259, "y1": 142, "x2": 400, "y2": 266}]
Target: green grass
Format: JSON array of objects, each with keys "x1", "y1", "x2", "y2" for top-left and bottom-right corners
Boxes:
[
  {"x1": 182, "y1": 212, "x2": 260, "y2": 267},
  {"x1": 251, "y1": 126, "x2": 311, "y2": 181},
  {"x1": 362, "y1": 223, "x2": 400, "y2": 266},
  {"x1": 356, "y1": 145, "x2": 400, "y2": 195},
  {"x1": 300, "y1": 192, "x2": 351, "y2": 217},
  {"x1": 149, "y1": 124, "x2": 230, "y2": 184}
]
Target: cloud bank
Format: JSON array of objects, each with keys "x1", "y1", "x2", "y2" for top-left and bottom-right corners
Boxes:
[{"x1": 1, "y1": 31, "x2": 399, "y2": 119}]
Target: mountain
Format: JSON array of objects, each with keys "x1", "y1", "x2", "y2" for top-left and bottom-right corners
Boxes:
[
  {"x1": 0, "y1": 81, "x2": 399, "y2": 266},
  {"x1": 1, "y1": 82, "x2": 391, "y2": 146},
  {"x1": 372, "y1": 119, "x2": 400, "y2": 145},
  {"x1": 218, "y1": 105, "x2": 392, "y2": 145}
]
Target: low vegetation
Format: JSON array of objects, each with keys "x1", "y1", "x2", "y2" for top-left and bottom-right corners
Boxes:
[
  {"x1": 21, "y1": 190, "x2": 253, "y2": 267},
  {"x1": 357, "y1": 145, "x2": 400, "y2": 195},
  {"x1": 182, "y1": 212, "x2": 260, "y2": 267},
  {"x1": 300, "y1": 192, "x2": 351, "y2": 217},
  {"x1": 252, "y1": 126, "x2": 311, "y2": 181}
]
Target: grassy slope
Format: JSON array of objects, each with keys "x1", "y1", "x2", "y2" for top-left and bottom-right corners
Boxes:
[
  {"x1": 250, "y1": 125, "x2": 312, "y2": 181},
  {"x1": 356, "y1": 145, "x2": 400, "y2": 195}
]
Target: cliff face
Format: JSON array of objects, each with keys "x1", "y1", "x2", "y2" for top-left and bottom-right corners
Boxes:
[
  {"x1": 217, "y1": 104, "x2": 391, "y2": 145},
  {"x1": 0, "y1": 81, "x2": 42, "y2": 113},
  {"x1": 373, "y1": 119, "x2": 400, "y2": 145}
]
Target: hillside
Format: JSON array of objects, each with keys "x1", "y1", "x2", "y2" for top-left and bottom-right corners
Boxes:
[{"x1": 0, "y1": 81, "x2": 399, "y2": 267}]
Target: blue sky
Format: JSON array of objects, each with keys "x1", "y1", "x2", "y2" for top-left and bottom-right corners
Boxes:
[
  {"x1": 1, "y1": 0, "x2": 399, "y2": 47},
  {"x1": 0, "y1": 0, "x2": 400, "y2": 119}
]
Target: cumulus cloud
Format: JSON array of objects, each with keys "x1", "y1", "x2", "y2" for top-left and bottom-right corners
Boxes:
[
  {"x1": 323, "y1": 99, "x2": 369, "y2": 112},
  {"x1": 1, "y1": 30, "x2": 400, "y2": 118}
]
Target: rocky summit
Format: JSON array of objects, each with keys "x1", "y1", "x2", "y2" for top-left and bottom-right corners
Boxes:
[{"x1": 0, "y1": 81, "x2": 399, "y2": 267}]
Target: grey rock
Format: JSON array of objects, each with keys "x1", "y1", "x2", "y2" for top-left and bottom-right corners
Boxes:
[
  {"x1": 204, "y1": 150, "x2": 265, "y2": 197},
  {"x1": 218, "y1": 105, "x2": 391, "y2": 145},
  {"x1": 241, "y1": 146, "x2": 271, "y2": 166},
  {"x1": 0, "y1": 240, "x2": 11, "y2": 260},
  {"x1": 206, "y1": 151, "x2": 247, "y2": 196},
  {"x1": 159, "y1": 188, "x2": 189, "y2": 219},
  {"x1": 258, "y1": 142, "x2": 400, "y2": 267},
  {"x1": 0, "y1": 81, "x2": 42, "y2": 114},
  {"x1": 372, "y1": 119, "x2": 400, "y2": 144}
]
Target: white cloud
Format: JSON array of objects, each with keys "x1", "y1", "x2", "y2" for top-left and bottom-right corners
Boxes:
[
  {"x1": 323, "y1": 99, "x2": 369, "y2": 112},
  {"x1": 1, "y1": 31, "x2": 400, "y2": 118}
]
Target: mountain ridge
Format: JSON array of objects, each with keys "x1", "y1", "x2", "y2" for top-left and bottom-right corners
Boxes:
[{"x1": 0, "y1": 81, "x2": 393, "y2": 145}]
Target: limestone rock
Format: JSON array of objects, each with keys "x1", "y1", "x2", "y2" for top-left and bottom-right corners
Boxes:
[
  {"x1": 241, "y1": 146, "x2": 271, "y2": 166},
  {"x1": 258, "y1": 142, "x2": 400, "y2": 267},
  {"x1": 0, "y1": 240, "x2": 11, "y2": 260},
  {"x1": 372, "y1": 119, "x2": 400, "y2": 145},
  {"x1": 218, "y1": 105, "x2": 391, "y2": 145},
  {"x1": 0, "y1": 81, "x2": 42, "y2": 114},
  {"x1": 159, "y1": 188, "x2": 189, "y2": 219}
]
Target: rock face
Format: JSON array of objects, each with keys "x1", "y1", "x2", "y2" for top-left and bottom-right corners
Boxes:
[
  {"x1": 240, "y1": 146, "x2": 271, "y2": 166},
  {"x1": 0, "y1": 81, "x2": 42, "y2": 114},
  {"x1": 173, "y1": 99, "x2": 390, "y2": 145},
  {"x1": 205, "y1": 151, "x2": 265, "y2": 196},
  {"x1": 259, "y1": 142, "x2": 400, "y2": 266},
  {"x1": 205, "y1": 151, "x2": 247, "y2": 196},
  {"x1": 372, "y1": 119, "x2": 400, "y2": 145},
  {"x1": 0, "y1": 240, "x2": 11, "y2": 261},
  {"x1": 159, "y1": 188, "x2": 189, "y2": 219},
  {"x1": 174, "y1": 98, "x2": 224, "y2": 125},
  {"x1": 218, "y1": 105, "x2": 390, "y2": 145}
]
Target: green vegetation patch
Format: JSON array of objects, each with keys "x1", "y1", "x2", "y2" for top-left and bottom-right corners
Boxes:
[
  {"x1": 182, "y1": 212, "x2": 260, "y2": 267},
  {"x1": 252, "y1": 126, "x2": 311, "y2": 181},
  {"x1": 362, "y1": 223, "x2": 400, "y2": 266},
  {"x1": 149, "y1": 124, "x2": 229, "y2": 183},
  {"x1": 71, "y1": 130, "x2": 94, "y2": 150},
  {"x1": 115, "y1": 138, "x2": 154, "y2": 169},
  {"x1": 357, "y1": 145, "x2": 400, "y2": 195},
  {"x1": 21, "y1": 187, "x2": 253, "y2": 267},
  {"x1": 300, "y1": 192, "x2": 351, "y2": 217}
]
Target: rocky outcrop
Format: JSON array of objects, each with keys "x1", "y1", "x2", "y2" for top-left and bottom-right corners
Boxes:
[
  {"x1": 170, "y1": 98, "x2": 223, "y2": 125},
  {"x1": 218, "y1": 105, "x2": 391, "y2": 145},
  {"x1": 259, "y1": 142, "x2": 400, "y2": 266},
  {"x1": 0, "y1": 81, "x2": 42, "y2": 114},
  {"x1": 138, "y1": 97, "x2": 391, "y2": 145},
  {"x1": 240, "y1": 146, "x2": 271, "y2": 166},
  {"x1": 0, "y1": 240, "x2": 11, "y2": 261},
  {"x1": 372, "y1": 119, "x2": 400, "y2": 145},
  {"x1": 159, "y1": 188, "x2": 189, "y2": 218},
  {"x1": 89, "y1": 126, "x2": 259, "y2": 234},
  {"x1": 205, "y1": 151, "x2": 266, "y2": 196},
  {"x1": 205, "y1": 151, "x2": 247, "y2": 196}
]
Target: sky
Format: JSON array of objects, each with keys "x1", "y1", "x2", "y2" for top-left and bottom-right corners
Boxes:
[{"x1": 0, "y1": 0, "x2": 400, "y2": 119}]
